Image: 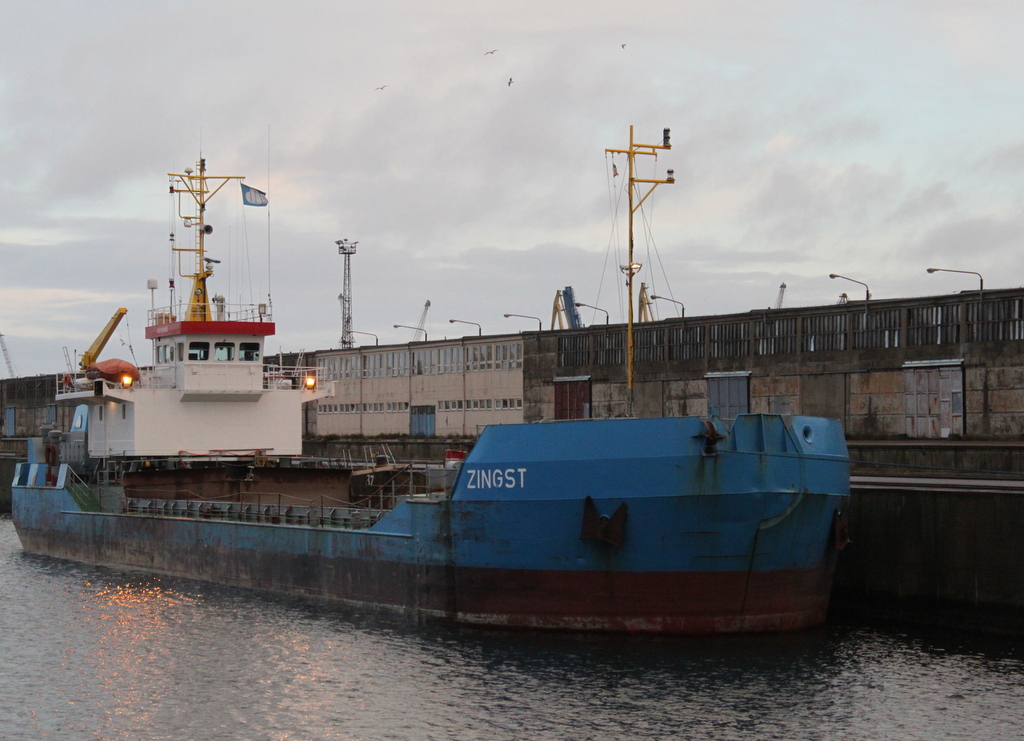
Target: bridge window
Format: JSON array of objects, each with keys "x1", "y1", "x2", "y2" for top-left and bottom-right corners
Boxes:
[
  {"x1": 188, "y1": 342, "x2": 210, "y2": 361},
  {"x1": 240, "y1": 343, "x2": 261, "y2": 362},
  {"x1": 214, "y1": 342, "x2": 235, "y2": 361}
]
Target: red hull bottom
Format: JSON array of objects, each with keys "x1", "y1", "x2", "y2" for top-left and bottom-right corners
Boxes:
[{"x1": 454, "y1": 565, "x2": 837, "y2": 634}]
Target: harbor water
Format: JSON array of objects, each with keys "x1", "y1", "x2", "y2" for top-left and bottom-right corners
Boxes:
[{"x1": 1, "y1": 518, "x2": 1022, "y2": 741}]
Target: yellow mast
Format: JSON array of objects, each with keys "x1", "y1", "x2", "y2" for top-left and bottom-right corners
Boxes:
[
  {"x1": 168, "y1": 158, "x2": 245, "y2": 321},
  {"x1": 605, "y1": 126, "x2": 674, "y2": 413}
]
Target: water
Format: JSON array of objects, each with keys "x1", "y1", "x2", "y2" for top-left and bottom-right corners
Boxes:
[{"x1": 1, "y1": 517, "x2": 1023, "y2": 741}]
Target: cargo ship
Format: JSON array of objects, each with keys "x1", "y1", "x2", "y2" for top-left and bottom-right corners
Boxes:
[{"x1": 10, "y1": 148, "x2": 851, "y2": 634}]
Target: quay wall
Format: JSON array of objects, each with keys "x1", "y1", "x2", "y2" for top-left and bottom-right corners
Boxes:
[{"x1": 832, "y1": 480, "x2": 1024, "y2": 634}]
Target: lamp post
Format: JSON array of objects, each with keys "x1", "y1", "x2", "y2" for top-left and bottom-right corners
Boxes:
[
  {"x1": 448, "y1": 319, "x2": 481, "y2": 336},
  {"x1": 928, "y1": 266, "x2": 985, "y2": 336},
  {"x1": 829, "y1": 274, "x2": 870, "y2": 302},
  {"x1": 651, "y1": 294, "x2": 685, "y2": 317},
  {"x1": 927, "y1": 267, "x2": 983, "y2": 294},
  {"x1": 503, "y1": 313, "x2": 542, "y2": 331},
  {"x1": 350, "y1": 330, "x2": 378, "y2": 346},
  {"x1": 574, "y1": 302, "x2": 609, "y2": 325},
  {"x1": 393, "y1": 324, "x2": 427, "y2": 342}
]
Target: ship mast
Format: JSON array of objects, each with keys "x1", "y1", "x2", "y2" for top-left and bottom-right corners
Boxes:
[
  {"x1": 605, "y1": 126, "x2": 674, "y2": 414},
  {"x1": 168, "y1": 158, "x2": 245, "y2": 321}
]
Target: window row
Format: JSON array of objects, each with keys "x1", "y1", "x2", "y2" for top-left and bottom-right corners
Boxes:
[
  {"x1": 156, "y1": 341, "x2": 261, "y2": 364},
  {"x1": 438, "y1": 398, "x2": 523, "y2": 411},
  {"x1": 318, "y1": 401, "x2": 412, "y2": 414},
  {"x1": 317, "y1": 343, "x2": 524, "y2": 379}
]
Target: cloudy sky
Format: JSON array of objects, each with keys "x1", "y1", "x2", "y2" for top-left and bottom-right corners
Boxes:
[{"x1": 3, "y1": 1, "x2": 1024, "y2": 376}]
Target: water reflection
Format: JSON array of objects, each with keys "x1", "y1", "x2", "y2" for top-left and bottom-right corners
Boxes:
[{"x1": 2, "y1": 519, "x2": 1023, "y2": 740}]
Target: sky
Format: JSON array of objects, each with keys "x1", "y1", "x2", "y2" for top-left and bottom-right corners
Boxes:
[{"x1": 3, "y1": 1, "x2": 1024, "y2": 376}]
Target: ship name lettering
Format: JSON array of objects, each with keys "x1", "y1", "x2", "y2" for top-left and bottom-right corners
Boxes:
[{"x1": 466, "y1": 467, "x2": 527, "y2": 489}]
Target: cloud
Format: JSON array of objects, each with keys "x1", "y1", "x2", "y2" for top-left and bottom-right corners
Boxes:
[{"x1": 4, "y1": 2, "x2": 1024, "y2": 374}]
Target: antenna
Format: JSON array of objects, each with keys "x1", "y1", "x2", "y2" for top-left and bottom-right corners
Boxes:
[{"x1": 336, "y1": 239, "x2": 358, "y2": 348}]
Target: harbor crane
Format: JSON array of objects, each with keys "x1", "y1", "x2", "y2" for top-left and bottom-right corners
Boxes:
[
  {"x1": 0, "y1": 331, "x2": 16, "y2": 378},
  {"x1": 415, "y1": 300, "x2": 430, "y2": 337},
  {"x1": 775, "y1": 283, "x2": 787, "y2": 310},
  {"x1": 395, "y1": 301, "x2": 431, "y2": 342}
]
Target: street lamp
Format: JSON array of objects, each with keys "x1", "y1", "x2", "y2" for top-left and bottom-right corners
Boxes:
[
  {"x1": 651, "y1": 295, "x2": 685, "y2": 317},
  {"x1": 350, "y1": 330, "x2": 378, "y2": 346},
  {"x1": 575, "y1": 302, "x2": 609, "y2": 325},
  {"x1": 504, "y1": 313, "x2": 542, "y2": 331},
  {"x1": 829, "y1": 274, "x2": 870, "y2": 302},
  {"x1": 927, "y1": 267, "x2": 983, "y2": 293},
  {"x1": 393, "y1": 324, "x2": 427, "y2": 342},
  {"x1": 449, "y1": 319, "x2": 481, "y2": 336}
]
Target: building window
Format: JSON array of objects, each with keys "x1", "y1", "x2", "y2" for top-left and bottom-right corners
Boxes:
[
  {"x1": 558, "y1": 335, "x2": 590, "y2": 367},
  {"x1": 634, "y1": 327, "x2": 666, "y2": 362}
]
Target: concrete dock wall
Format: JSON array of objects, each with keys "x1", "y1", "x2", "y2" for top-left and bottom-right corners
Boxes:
[{"x1": 832, "y1": 479, "x2": 1024, "y2": 633}]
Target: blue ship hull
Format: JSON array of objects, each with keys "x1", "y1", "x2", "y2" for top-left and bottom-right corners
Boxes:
[{"x1": 12, "y1": 415, "x2": 850, "y2": 634}]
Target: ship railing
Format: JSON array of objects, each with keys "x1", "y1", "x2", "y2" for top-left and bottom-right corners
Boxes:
[
  {"x1": 55, "y1": 371, "x2": 179, "y2": 397},
  {"x1": 263, "y1": 364, "x2": 322, "y2": 389},
  {"x1": 148, "y1": 302, "x2": 272, "y2": 326},
  {"x1": 64, "y1": 466, "x2": 103, "y2": 512},
  {"x1": 123, "y1": 496, "x2": 388, "y2": 530}
]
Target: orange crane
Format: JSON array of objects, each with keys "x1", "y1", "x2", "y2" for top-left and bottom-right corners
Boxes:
[{"x1": 79, "y1": 308, "x2": 128, "y2": 371}]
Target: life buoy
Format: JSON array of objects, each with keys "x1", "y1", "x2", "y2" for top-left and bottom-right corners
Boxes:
[
  {"x1": 62, "y1": 374, "x2": 71, "y2": 389},
  {"x1": 44, "y1": 444, "x2": 59, "y2": 467}
]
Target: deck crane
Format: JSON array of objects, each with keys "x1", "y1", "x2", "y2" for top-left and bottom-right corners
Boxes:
[
  {"x1": 775, "y1": 283, "x2": 787, "y2": 310},
  {"x1": 79, "y1": 308, "x2": 128, "y2": 371},
  {"x1": 0, "y1": 331, "x2": 16, "y2": 378}
]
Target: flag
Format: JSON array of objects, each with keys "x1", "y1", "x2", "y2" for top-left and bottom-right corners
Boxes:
[
  {"x1": 241, "y1": 183, "x2": 268, "y2": 206},
  {"x1": 612, "y1": 163, "x2": 619, "y2": 177}
]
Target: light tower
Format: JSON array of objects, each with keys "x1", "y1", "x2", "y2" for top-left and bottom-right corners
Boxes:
[{"x1": 336, "y1": 239, "x2": 358, "y2": 348}]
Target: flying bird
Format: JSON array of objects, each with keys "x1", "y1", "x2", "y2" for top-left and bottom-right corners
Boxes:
[
  {"x1": 485, "y1": 49, "x2": 498, "y2": 55},
  {"x1": 621, "y1": 43, "x2": 626, "y2": 49},
  {"x1": 508, "y1": 77, "x2": 513, "y2": 86},
  {"x1": 374, "y1": 85, "x2": 388, "y2": 91}
]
